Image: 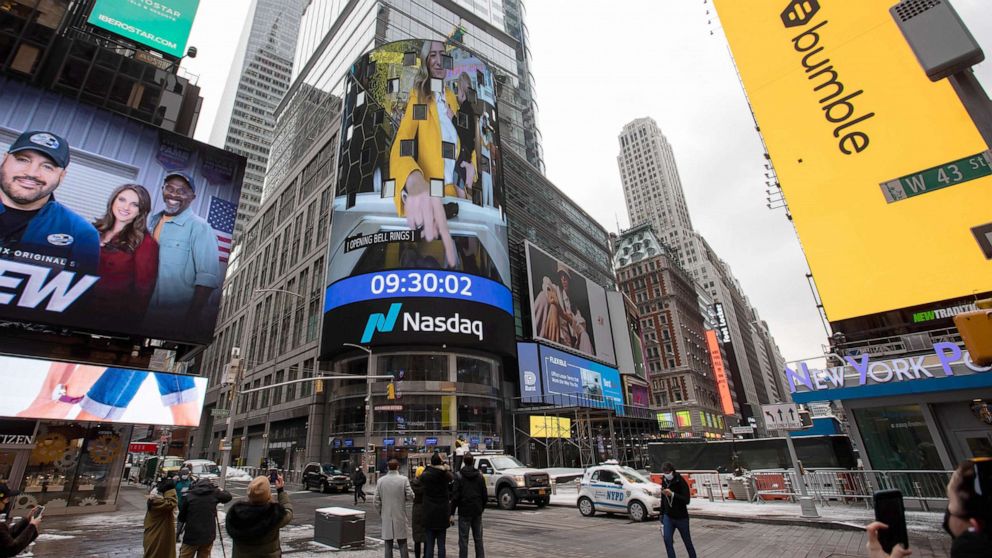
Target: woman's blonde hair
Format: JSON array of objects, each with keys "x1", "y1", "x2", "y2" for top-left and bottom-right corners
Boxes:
[{"x1": 414, "y1": 40, "x2": 445, "y2": 100}]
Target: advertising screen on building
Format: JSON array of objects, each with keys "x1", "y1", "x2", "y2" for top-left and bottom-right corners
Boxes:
[
  {"x1": 628, "y1": 383, "x2": 650, "y2": 408},
  {"x1": 528, "y1": 416, "x2": 571, "y2": 438},
  {"x1": 714, "y1": 0, "x2": 992, "y2": 321},
  {"x1": 517, "y1": 342, "x2": 624, "y2": 412},
  {"x1": 705, "y1": 330, "x2": 735, "y2": 416},
  {"x1": 0, "y1": 355, "x2": 207, "y2": 427},
  {"x1": 320, "y1": 40, "x2": 513, "y2": 358},
  {"x1": 87, "y1": 0, "x2": 200, "y2": 58},
  {"x1": 0, "y1": 77, "x2": 245, "y2": 345},
  {"x1": 525, "y1": 242, "x2": 615, "y2": 365}
]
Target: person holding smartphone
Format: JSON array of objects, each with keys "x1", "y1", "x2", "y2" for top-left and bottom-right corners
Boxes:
[
  {"x1": 867, "y1": 458, "x2": 991, "y2": 558},
  {"x1": 0, "y1": 484, "x2": 40, "y2": 556}
]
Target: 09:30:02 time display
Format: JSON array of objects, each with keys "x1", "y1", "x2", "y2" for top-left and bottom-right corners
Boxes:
[{"x1": 370, "y1": 272, "x2": 473, "y2": 296}]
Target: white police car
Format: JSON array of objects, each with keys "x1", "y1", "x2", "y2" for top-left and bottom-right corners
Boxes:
[{"x1": 577, "y1": 461, "x2": 661, "y2": 522}]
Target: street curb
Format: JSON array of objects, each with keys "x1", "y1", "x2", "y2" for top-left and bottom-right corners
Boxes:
[{"x1": 548, "y1": 500, "x2": 866, "y2": 531}]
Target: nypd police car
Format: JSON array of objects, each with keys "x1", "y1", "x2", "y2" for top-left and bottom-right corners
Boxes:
[{"x1": 577, "y1": 461, "x2": 661, "y2": 521}]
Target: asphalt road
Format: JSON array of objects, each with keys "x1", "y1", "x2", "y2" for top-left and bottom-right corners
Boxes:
[{"x1": 29, "y1": 482, "x2": 952, "y2": 557}]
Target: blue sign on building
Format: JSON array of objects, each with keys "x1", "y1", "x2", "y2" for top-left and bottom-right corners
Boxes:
[
  {"x1": 517, "y1": 342, "x2": 625, "y2": 413},
  {"x1": 344, "y1": 439, "x2": 354, "y2": 448},
  {"x1": 383, "y1": 438, "x2": 395, "y2": 446},
  {"x1": 425, "y1": 437, "x2": 438, "y2": 446}
]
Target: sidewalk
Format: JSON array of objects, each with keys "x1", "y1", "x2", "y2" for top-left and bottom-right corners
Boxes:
[
  {"x1": 549, "y1": 484, "x2": 944, "y2": 533},
  {"x1": 27, "y1": 485, "x2": 383, "y2": 557}
]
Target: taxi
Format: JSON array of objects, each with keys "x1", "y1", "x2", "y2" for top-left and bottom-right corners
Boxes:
[{"x1": 576, "y1": 461, "x2": 661, "y2": 522}]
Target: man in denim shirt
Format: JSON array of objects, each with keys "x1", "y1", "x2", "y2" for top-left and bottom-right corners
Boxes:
[{"x1": 144, "y1": 172, "x2": 219, "y2": 337}]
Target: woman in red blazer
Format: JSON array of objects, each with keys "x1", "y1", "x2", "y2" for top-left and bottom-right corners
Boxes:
[{"x1": 89, "y1": 184, "x2": 158, "y2": 329}]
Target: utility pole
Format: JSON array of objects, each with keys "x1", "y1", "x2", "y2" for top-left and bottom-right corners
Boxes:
[{"x1": 343, "y1": 343, "x2": 374, "y2": 477}]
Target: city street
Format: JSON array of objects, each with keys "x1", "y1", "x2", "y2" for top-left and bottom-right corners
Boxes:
[{"x1": 26, "y1": 482, "x2": 953, "y2": 557}]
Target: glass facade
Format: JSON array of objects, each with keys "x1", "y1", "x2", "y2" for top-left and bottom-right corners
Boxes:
[{"x1": 853, "y1": 405, "x2": 943, "y2": 470}]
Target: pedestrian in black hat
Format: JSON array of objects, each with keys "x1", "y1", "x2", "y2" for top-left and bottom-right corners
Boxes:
[{"x1": 0, "y1": 483, "x2": 40, "y2": 556}]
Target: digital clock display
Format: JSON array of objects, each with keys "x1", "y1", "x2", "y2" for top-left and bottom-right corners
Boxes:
[{"x1": 324, "y1": 270, "x2": 513, "y2": 315}]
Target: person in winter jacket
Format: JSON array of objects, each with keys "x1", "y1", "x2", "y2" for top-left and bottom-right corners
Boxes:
[
  {"x1": 144, "y1": 478, "x2": 178, "y2": 558},
  {"x1": 658, "y1": 462, "x2": 696, "y2": 558},
  {"x1": 174, "y1": 467, "x2": 193, "y2": 509},
  {"x1": 867, "y1": 458, "x2": 991, "y2": 558},
  {"x1": 178, "y1": 478, "x2": 232, "y2": 557},
  {"x1": 352, "y1": 467, "x2": 367, "y2": 505},
  {"x1": 225, "y1": 474, "x2": 294, "y2": 558},
  {"x1": 420, "y1": 453, "x2": 454, "y2": 558},
  {"x1": 411, "y1": 466, "x2": 426, "y2": 558},
  {"x1": 374, "y1": 459, "x2": 415, "y2": 558},
  {"x1": 450, "y1": 453, "x2": 487, "y2": 558},
  {"x1": 0, "y1": 484, "x2": 40, "y2": 557}
]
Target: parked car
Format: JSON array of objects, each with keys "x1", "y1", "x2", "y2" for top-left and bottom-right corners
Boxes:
[
  {"x1": 577, "y1": 461, "x2": 661, "y2": 522},
  {"x1": 184, "y1": 459, "x2": 222, "y2": 479},
  {"x1": 474, "y1": 453, "x2": 552, "y2": 510},
  {"x1": 302, "y1": 462, "x2": 352, "y2": 493}
]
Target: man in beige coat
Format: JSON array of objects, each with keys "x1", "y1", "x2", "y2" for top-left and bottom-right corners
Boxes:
[{"x1": 374, "y1": 459, "x2": 415, "y2": 558}]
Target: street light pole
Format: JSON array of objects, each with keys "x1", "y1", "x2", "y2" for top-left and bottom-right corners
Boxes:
[
  {"x1": 219, "y1": 288, "x2": 302, "y2": 490},
  {"x1": 343, "y1": 343, "x2": 374, "y2": 477}
]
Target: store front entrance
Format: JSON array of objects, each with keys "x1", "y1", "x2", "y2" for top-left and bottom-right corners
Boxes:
[{"x1": 0, "y1": 419, "x2": 38, "y2": 490}]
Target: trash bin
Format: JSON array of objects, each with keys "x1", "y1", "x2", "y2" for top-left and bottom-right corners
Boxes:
[{"x1": 314, "y1": 507, "x2": 365, "y2": 548}]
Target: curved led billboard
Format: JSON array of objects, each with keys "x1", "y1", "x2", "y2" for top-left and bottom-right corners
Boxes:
[{"x1": 320, "y1": 39, "x2": 513, "y2": 358}]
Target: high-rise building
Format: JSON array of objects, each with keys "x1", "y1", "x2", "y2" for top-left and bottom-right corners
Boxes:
[
  {"x1": 617, "y1": 116, "x2": 787, "y2": 432},
  {"x1": 211, "y1": 0, "x2": 307, "y2": 238},
  {"x1": 613, "y1": 224, "x2": 728, "y2": 439}
]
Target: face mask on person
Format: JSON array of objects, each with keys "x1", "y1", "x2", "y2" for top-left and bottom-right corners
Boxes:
[{"x1": 663, "y1": 472, "x2": 674, "y2": 481}]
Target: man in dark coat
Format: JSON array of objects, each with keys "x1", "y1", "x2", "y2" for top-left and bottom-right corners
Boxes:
[
  {"x1": 659, "y1": 462, "x2": 696, "y2": 558},
  {"x1": 451, "y1": 453, "x2": 487, "y2": 558},
  {"x1": 420, "y1": 453, "x2": 453, "y2": 558},
  {"x1": 0, "y1": 484, "x2": 40, "y2": 557},
  {"x1": 411, "y1": 466, "x2": 426, "y2": 558},
  {"x1": 178, "y1": 478, "x2": 232, "y2": 557},
  {"x1": 352, "y1": 467, "x2": 367, "y2": 505},
  {"x1": 225, "y1": 474, "x2": 294, "y2": 557}
]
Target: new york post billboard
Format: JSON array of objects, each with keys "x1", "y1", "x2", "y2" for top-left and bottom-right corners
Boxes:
[
  {"x1": 0, "y1": 77, "x2": 245, "y2": 345},
  {"x1": 714, "y1": 0, "x2": 992, "y2": 321},
  {"x1": 320, "y1": 40, "x2": 514, "y2": 358},
  {"x1": 525, "y1": 242, "x2": 615, "y2": 366},
  {"x1": 517, "y1": 342, "x2": 624, "y2": 413},
  {"x1": 0, "y1": 355, "x2": 207, "y2": 427},
  {"x1": 87, "y1": 0, "x2": 200, "y2": 58}
]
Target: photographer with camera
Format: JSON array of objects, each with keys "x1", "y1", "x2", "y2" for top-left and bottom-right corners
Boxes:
[{"x1": 178, "y1": 477, "x2": 232, "y2": 557}]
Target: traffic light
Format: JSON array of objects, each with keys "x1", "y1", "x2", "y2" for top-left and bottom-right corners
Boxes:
[
  {"x1": 315, "y1": 379, "x2": 324, "y2": 394},
  {"x1": 386, "y1": 381, "x2": 396, "y2": 400},
  {"x1": 954, "y1": 299, "x2": 992, "y2": 366}
]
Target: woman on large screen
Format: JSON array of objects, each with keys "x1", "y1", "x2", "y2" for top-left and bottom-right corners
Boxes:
[{"x1": 88, "y1": 184, "x2": 158, "y2": 327}]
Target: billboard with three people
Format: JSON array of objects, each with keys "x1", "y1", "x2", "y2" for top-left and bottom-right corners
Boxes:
[
  {"x1": 320, "y1": 39, "x2": 514, "y2": 358},
  {"x1": 0, "y1": 76, "x2": 246, "y2": 345}
]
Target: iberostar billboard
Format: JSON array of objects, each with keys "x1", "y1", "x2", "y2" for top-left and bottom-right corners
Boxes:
[
  {"x1": 715, "y1": 0, "x2": 992, "y2": 321},
  {"x1": 525, "y1": 242, "x2": 616, "y2": 365},
  {"x1": 0, "y1": 77, "x2": 245, "y2": 345},
  {"x1": 87, "y1": 0, "x2": 200, "y2": 58},
  {"x1": 320, "y1": 40, "x2": 514, "y2": 358},
  {"x1": 0, "y1": 356, "x2": 207, "y2": 427}
]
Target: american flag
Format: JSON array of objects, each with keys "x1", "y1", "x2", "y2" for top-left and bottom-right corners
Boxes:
[{"x1": 207, "y1": 196, "x2": 236, "y2": 263}]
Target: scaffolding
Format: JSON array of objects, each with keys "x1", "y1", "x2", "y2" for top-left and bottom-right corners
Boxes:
[{"x1": 511, "y1": 394, "x2": 659, "y2": 470}]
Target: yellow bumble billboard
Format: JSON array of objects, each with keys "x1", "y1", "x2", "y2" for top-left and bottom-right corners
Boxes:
[
  {"x1": 714, "y1": 0, "x2": 992, "y2": 321},
  {"x1": 529, "y1": 416, "x2": 572, "y2": 439}
]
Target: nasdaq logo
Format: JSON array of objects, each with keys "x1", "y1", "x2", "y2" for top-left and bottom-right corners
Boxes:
[{"x1": 361, "y1": 303, "x2": 403, "y2": 343}]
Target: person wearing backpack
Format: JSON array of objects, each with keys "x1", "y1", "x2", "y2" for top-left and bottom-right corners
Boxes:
[{"x1": 450, "y1": 453, "x2": 487, "y2": 558}]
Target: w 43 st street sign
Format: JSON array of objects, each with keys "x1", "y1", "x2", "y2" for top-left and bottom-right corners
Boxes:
[
  {"x1": 762, "y1": 403, "x2": 803, "y2": 430},
  {"x1": 880, "y1": 151, "x2": 991, "y2": 203}
]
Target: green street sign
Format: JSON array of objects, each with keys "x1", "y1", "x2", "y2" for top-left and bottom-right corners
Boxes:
[
  {"x1": 880, "y1": 150, "x2": 992, "y2": 203},
  {"x1": 211, "y1": 408, "x2": 230, "y2": 417},
  {"x1": 87, "y1": 0, "x2": 200, "y2": 58}
]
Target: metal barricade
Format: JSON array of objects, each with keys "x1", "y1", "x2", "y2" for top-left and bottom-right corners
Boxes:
[
  {"x1": 748, "y1": 469, "x2": 953, "y2": 508},
  {"x1": 680, "y1": 470, "x2": 726, "y2": 502}
]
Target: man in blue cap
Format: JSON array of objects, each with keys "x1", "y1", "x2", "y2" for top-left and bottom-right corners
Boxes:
[
  {"x1": 0, "y1": 130, "x2": 99, "y2": 273},
  {"x1": 144, "y1": 171, "x2": 220, "y2": 335}
]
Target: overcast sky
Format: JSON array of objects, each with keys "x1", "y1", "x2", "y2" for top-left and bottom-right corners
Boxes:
[{"x1": 184, "y1": 1, "x2": 992, "y2": 362}]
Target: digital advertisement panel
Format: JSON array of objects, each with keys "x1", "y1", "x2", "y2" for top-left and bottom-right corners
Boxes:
[
  {"x1": 87, "y1": 0, "x2": 200, "y2": 58},
  {"x1": 525, "y1": 241, "x2": 615, "y2": 365},
  {"x1": 0, "y1": 356, "x2": 207, "y2": 427},
  {"x1": 534, "y1": 343, "x2": 624, "y2": 412},
  {"x1": 0, "y1": 77, "x2": 245, "y2": 345},
  {"x1": 320, "y1": 39, "x2": 513, "y2": 358},
  {"x1": 517, "y1": 341, "x2": 543, "y2": 403},
  {"x1": 714, "y1": 0, "x2": 992, "y2": 321},
  {"x1": 705, "y1": 330, "x2": 735, "y2": 416},
  {"x1": 528, "y1": 416, "x2": 571, "y2": 438}
]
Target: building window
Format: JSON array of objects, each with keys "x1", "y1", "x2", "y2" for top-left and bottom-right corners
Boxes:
[{"x1": 852, "y1": 405, "x2": 942, "y2": 470}]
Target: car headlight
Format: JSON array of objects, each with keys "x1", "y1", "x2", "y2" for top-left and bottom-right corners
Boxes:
[
  {"x1": 642, "y1": 487, "x2": 659, "y2": 498},
  {"x1": 513, "y1": 475, "x2": 526, "y2": 487}
]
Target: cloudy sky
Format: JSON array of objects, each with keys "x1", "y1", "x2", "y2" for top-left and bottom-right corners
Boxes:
[{"x1": 184, "y1": 1, "x2": 992, "y2": 362}]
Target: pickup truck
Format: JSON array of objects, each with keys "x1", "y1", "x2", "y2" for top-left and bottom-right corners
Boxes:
[{"x1": 474, "y1": 454, "x2": 552, "y2": 510}]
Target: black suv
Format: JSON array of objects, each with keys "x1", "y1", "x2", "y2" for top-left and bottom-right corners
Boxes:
[{"x1": 302, "y1": 462, "x2": 352, "y2": 493}]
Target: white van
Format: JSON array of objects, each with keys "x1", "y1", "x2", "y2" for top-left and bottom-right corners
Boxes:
[{"x1": 577, "y1": 461, "x2": 661, "y2": 522}]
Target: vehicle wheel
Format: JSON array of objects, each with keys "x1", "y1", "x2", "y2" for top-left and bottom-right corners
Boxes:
[
  {"x1": 535, "y1": 496, "x2": 550, "y2": 508},
  {"x1": 577, "y1": 497, "x2": 595, "y2": 517},
  {"x1": 497, "y1": 486, "x2": 518, "y2": 510},
  {"x1": 628, "y1": 500, "x2": 648, "y2": 522},
  {"x1": 321, "y1": 482, "x2": 331, "y2": 494}
]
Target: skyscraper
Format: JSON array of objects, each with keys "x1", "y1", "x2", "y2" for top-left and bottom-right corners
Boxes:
[
  {"x1": 211, "y1": 0, "x2": 307, "y2": 238},
  {"x1": 617, "y1": 117, "x2": 786, "y2": 432}
]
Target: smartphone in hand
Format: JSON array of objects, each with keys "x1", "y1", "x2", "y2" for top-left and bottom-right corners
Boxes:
[
  {"x1": 268, "y1": 469, "x2": 279, "y2": 484},
  {"x1": 873, "y1": 489, "x2": 908, "y2": 553},
  {"x1": 30, "y1": 506, "x2": 45, "y2": 519}
]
